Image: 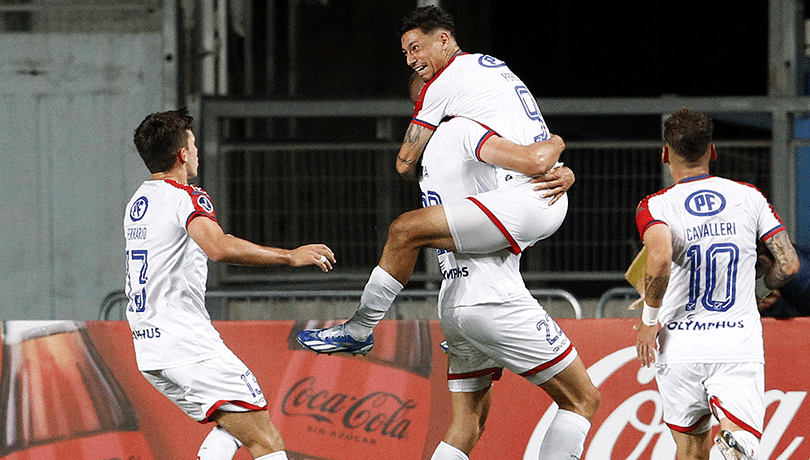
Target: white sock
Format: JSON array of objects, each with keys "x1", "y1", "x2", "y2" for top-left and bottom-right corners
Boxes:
[
  {"x1": 344, "y1": 266, "x2": 403, "y2": 340},
  {"x1": 197, "y1": 426, "x2": 242, "y2": 460},
  {"x1": 732, "y1": 430, "x2": 759, "y2": 459},
  {"x1": 255, "y1": 451, "x2": 288, "y2": 460},
  {"x1": 537, "y1": 409, "x2": 590, "y2": 460},
  {"x1": 431, "y1": 441, "x2": 470, "y2": 460}
]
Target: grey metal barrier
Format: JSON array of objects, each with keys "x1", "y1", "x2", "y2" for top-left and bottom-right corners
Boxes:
[
  {"x1": 100, "y1": 288, "x2": 583, "y2": 321},
  {"x1": 595, "y1": 286, "x2": 641, "y2": 319}
]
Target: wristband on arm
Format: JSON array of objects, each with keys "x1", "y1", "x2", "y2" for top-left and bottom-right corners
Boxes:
[{"x1": 641, "y1": 302, "x2": 659, "y2": 327}]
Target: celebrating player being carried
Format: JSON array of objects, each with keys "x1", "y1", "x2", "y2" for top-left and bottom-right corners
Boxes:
[
  {"x1": 635, "y1": 109, "x2": 800, "y2": 460},
  {"x1": 299, "y1": 4, "x2": 574, "y2": 354},
  {"x1": 125, "y1": 109, "x2": 335, "y2": 460},
  {"x1": 298, "y1": 6, "x2": 600, "y2": 460}
]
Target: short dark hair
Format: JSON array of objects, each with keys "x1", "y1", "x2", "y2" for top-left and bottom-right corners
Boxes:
[
  {"x1": 400, "y1": 5, "x2": 455, "y2": 38},
  {"x1": 664, "y1": 108, "x2": 713, "y2": 162},
  {"x1": 133, "y1": 108, "x2": 193, "y2": 173}
]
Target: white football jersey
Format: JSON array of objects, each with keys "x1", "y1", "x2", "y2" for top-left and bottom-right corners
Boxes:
[
  {"x1": 413, "y1": 53, "x2": 559, "y2": 185},
  {"x1": 413, "y1": 53, "x2": 550, "y2": 145},
  {"x1": 635, "y1": 175, "x2": 786, "y2": 364},
  {"x1": 124, "y1": 179, "x2": 229, "y2": 371},
  {"x1": 420, "y1": 117, "x2": 535, "y2": 308}
]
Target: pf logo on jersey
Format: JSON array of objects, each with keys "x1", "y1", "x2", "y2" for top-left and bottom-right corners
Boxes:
[
  {"x1": 685, "y1": 189, "x2": 725, "y2": 216},
  {"x1": 130, "y1": 196, "x2": 148, "y2": 221},
  {"x1": 478, "y1": 55, "x2": 506, "y2": 68},
  {"x1": 197, "y1": 195, "x2": 214, "y2": 214}
]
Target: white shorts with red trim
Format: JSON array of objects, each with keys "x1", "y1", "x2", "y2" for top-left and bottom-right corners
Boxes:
[
  {"x1": 441, "y1": 297, "x2": 578, "y2": 392},
  {"x1": 443, "y1": 177, "x2": 568, "y2": 255},
  {"x1": 655, "y1": 362, "x2": 764, "y2": 437},
  {"x1": 142, "y1": 349, "x2": 267, "y2": 423}
]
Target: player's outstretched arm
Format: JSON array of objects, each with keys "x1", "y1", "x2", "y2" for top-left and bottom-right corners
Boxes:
[
  {"x1": 762, "y1": 230, "x2": 800, "y2": 290},
  {"x1": 397, "y1": 123, "x2": 433, "y2": 181},
  {"x1": 188, "y1": 215, "x2": 335, "y2": 271},
  {"x1": 479, "y1": 134, "x2": 565, "y2": 177}
]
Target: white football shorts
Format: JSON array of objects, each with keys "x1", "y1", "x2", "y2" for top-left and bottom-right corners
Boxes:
[
  {"x1": 142, "y1": 349, "x2": 267, "y2": 423},
  {"x1": 655, "y1": 362, "x2": 765, "y2": 436},
  {"x1": 441, "y1": 297, "x2": 578, "y2": 392},
  {"x1": 444, "y1": 178, "x2": 568, "y2": 255}
]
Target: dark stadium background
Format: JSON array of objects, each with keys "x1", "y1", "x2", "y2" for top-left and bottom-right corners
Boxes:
[
  {"x1": 223, "y1": 1, "x2": 777, "y2": 145},
  {"x1": 230, "y1": 1, "x2": 771, "y2": 99}
]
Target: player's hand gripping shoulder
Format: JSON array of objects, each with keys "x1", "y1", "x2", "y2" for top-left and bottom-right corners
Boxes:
[{"x1": 531, "y1": 166, "x2": 575, "y2": 205}]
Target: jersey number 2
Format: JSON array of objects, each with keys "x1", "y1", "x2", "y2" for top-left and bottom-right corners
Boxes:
[{"x1": 536, "y1": 312, "x2": 562, "y2": 345}]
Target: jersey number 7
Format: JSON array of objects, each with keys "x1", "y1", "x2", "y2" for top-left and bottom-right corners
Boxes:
[{"x1": 125, "y1": 249, "x2": 148, "y2": 313}]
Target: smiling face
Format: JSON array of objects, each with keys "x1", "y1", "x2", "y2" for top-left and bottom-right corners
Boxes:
[{"x1": 401, "y1": 27, "x2": 453, "y2": 81}]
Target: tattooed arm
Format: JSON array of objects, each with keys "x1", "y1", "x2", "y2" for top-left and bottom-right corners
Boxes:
[
  {"x1": 643, "y1": 223, "x2": 672, "y2": 308},
  {"x1": 396, "y1": 122, "x2": 433, "y2": 181},
  {"x1": 762, "y1": 230, "x2": 800, "y2": 290},
  {"x1": 637, "y1": 223, "x2": 671, "y2": 367}
]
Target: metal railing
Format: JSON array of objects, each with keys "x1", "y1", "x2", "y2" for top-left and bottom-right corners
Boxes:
[
  {"x1": 595, "y1": 287, "x2": 641, "y2": 319},
  {"x1": 101, "y1": 288, "x2": 583, "y2": 321}
]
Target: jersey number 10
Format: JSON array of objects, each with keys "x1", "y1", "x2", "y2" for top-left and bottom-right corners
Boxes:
[{"x1": 685, "y1": 243, "x2": 739, "y2": 312}]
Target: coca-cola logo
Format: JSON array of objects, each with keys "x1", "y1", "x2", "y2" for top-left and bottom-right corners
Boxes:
[
  {"x1": 523, "y1": 347, "x2": 808, "y2": 459},
  {"x1": 281, "y1": 377, "x2": 416, "y2": 440}
]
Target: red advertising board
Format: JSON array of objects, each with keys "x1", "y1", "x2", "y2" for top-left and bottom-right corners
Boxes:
[{"x1": 0, "y1": 318, "x2": 807, "y2": 459}]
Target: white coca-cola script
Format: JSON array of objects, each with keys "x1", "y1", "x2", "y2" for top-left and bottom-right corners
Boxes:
[{"x1": 522, "y1": 346, "x2": 807, "y2": 460}]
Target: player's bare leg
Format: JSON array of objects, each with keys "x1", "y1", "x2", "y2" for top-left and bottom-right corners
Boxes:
[
  {"x1": 671, "y1": 429, "x2": 713, "y2": 460},
  {"x1": 380, "y1": 205, "x2": 457, "y2": 283},
  {"x1": 432, "y1": 387, "x2": 492, "y2": 459},
  {"x1": 536, "y1": 356, "x2": 601, "y2": 460},
  {"x1": 538, "y1": 356, "x2": 600, "y2": 421},
  {"x1": 213, "y1": 410, "x2": 286, "y2": 459}
]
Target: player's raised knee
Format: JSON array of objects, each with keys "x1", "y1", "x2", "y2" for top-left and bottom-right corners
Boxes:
[{"x1": 387, "y1": 211, "x2": 424, "y2": 246}]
